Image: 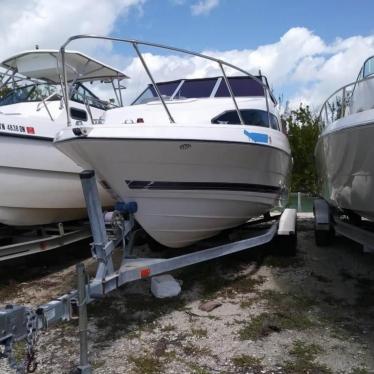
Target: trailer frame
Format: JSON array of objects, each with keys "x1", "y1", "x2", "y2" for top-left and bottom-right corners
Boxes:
[
  {"x1": 313, "y1": 197, "x2": 374, "y2": 252},
  {"x1": 0, "y1": 221, "x2": 91, "y2": 262},
  {"x1": 0, "y1": 171, "x2": 297, "y2": 373}
]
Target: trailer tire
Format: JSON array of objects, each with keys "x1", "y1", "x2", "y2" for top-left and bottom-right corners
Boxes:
[
  {"x1": 314, "y1": 227, "x2": 332, "y2": 246},
  {"x1": 274, "y1": 231, "x2": 297, "y2": 257}
]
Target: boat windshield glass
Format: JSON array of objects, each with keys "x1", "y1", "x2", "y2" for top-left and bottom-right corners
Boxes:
[
  {"x1": 0, "y1": 82, "x2": 108, "y2": 110},
  {"x1": 132, "y1": 81, "x2": 180, "y2": 104},
  {"x1": 215, "y1": 77, "x2": 264, "y2": 97},
  {"x1": 132, "y1": 76, "x2": 264, "y2": 105},
  {"x1": 363, "y1": 57, "x2": 374, "y2": 78},
  {"x1": 174, "y1": 78, "x2": 217, "y2": 99},
  {"x1": 70, "y1": 83, "x2": 108, "y2": 110},
  {"x1": 0, "y1": 84, "x2": 61, "y2": 106}
]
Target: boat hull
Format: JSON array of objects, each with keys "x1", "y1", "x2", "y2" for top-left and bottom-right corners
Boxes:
[
  {"x1": 57, "y1": 137, "x2": 290, "y2": 247},
  {"x1": 315, "y1": 116, "x2": 374, "y2": 220},
  {"x1": 0, "y1": 134, "x2": 113, "y2": 226}
]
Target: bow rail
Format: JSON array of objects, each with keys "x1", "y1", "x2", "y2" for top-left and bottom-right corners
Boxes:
[{"x1": 59, "y1": 34, "x2": 275, "y2": 127}]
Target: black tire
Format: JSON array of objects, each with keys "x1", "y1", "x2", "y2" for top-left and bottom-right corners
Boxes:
[
  {"x1": 273, "y1": 231, "x2": 297, "y2": 257},
  {"x1": 347, "y1": 211, "x2": 362, "y2": 226},
  {"x1": 314, "y1": 227, "x2": 332, "y2": 246}
]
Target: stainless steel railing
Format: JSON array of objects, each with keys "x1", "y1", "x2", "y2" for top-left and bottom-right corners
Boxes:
[
  {"x1": 318, "y1": 73, "x2": 374, "y2": 128},
  {"x1": 59, "y1": 34, "x2": 275, "y2": 127},
  {"x1": 36, "y1": 91, "x2": 62, "y2": 121}
]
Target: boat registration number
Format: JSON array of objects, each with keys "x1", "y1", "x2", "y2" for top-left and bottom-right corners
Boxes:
[{"x1": 0, "y1": 123, "x2": 35, "y2": 134}]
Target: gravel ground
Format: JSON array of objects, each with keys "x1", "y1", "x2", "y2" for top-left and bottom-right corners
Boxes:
[{"x1": 0, "y1": 216, "x2": 374, "y2": 374}]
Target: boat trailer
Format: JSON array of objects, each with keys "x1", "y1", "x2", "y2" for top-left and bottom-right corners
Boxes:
[
  {"x1": 314, "y1": 198, "x2": 374, "y2": 252},
  {"x1": 0, "y1": 171, "x2": 297, "y2": 373},
  {"x1": 0, "y1": 222, "x2": 91, "y2": 262}
]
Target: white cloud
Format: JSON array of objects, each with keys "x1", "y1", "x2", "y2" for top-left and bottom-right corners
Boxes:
[
  {"x1": 0, "y1": 6, "x2": 373, "y2": 113},
  {"x1": 191, "y1": 0, "x2": 219, "y2": 15},
  {"x1": 117, "y1": 27, "x2": 374, "y2": 112},
  {"x1": 0, "y1": 0, "x2": 145, "y2": 61}
]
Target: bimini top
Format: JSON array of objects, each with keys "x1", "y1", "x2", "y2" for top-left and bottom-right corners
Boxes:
[{"x1": 1, "y1": 50, "x2": 129, "y2": 83}]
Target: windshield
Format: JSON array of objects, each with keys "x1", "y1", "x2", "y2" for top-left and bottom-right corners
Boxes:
[
  {"x1": 363, "y1": 57, "x2": 374, "y2": 78},
  {"x1": 70, "y1": 83, "x2": 109, "y2": 110},
  {"x1": 132, "y1": 76, "x2": 265, "y2": 105},
  {"x1": 0, "y1": 83, "x2": 61, "y2": 106},
  {"x1": 132, "y1": 81, "x2": 181, "y2": 104},
  {"x1": 0, "y1": 82, "x2": 108, "y2": 110}
]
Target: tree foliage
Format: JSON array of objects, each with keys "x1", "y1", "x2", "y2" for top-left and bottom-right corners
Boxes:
[
  {"x1": 285, "y1": 105, "x2": 321, "y2": 194},
  {"x1": 0, "y1": 85, "x2": 11, "y2": 98}
]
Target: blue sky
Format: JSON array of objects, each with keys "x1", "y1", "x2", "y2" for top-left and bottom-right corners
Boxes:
[
  {"x1": 112, "y1": 0, "x2": 374, "y2": 51},
  {"x1": 1, "y1": 0, "x2": 374, "y2": 108}
]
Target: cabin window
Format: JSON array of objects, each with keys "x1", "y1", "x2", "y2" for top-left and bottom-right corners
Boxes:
[
  {"x1": 70, "y1": 107, "x2": 88, "y2": 121},
  {"x1": 270, "y1": 115, "x2": 279, "y2": 130},
  {"x1": 212, "y1": 109, "x2": 279, "y2": 129}
]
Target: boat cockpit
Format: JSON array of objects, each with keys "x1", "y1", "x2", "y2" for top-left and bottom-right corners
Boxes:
[{"x1": 319, "y1": 55, "x2": 374, "y2": 128}]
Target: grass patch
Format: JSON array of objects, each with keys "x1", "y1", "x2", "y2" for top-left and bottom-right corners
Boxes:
[
  {"x1": 128, "y1": 354, "x2": 163, "y2": 374},
  {"x1": 182, "y1": 342, "x2": 211, "y2": 356},
  {"x1": 239, "y1": 296, "x2": 259, "y2": 309},
  {"x1": 160, "y1": 324, "x2": 177, "y2": 332},
  {"x1": 191, "y1": 327, "x2": 208, "y2": 338},
  {"x1": 188, "y1": 363, "x2": 211, "y2": 374},
  {"x1": 232, "y1": 354, "x2": 263, "y2": 371},
  {"x1": 88, "y1": 292, "x2": 187, "y2": 342},
  {"x1": 177, "y1": 259, "x2": 265, "y2": 300},
  {"x1": 350, "y1": 368, "x2": 370, "y2": 374},
  {"x1": 238, "y1": 313, "x2": 279, "y2": 340},
  {"x1": 282, "y1": 340, "x2": 331, "y2": 374},
  {"x1": 200, "y1": 273, "x2": 266, "y2": 300},
  {"x1": 238, "y1": 291, "x2": 315, "y2": 340},
  {"x1": 237, "y1": 290, "x2": 316, "y2": 339}
]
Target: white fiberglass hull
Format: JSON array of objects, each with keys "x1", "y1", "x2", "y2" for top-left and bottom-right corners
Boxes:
[
  {"x1": 315, "y1": 110, "x2": 374, "y2": 220},
  {"x1": 0, "y1": 134, "x2": 113, "y2": 226},
  {"x1": 56, "y1": 126, "x2": 291, "y2": 248}
]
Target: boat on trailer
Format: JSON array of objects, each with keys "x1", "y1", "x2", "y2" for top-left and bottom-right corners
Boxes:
[
  {"x1": 55, "y1": 35, "x2": 292, "y2": 248},
  {"x1": 316, "y1": 55, "x2": 374, "y2": 223},
  {"x1": 0, "y1": 50, "x2": 127, "y2": 226}
]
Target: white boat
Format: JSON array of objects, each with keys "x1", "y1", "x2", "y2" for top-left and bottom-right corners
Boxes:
[
  {"x1": 55, "y1": 36, "x2": 292, "y2": 248},
  {"x1": 0, "y1": 50, "x2": 127, "y2": 226},
  {"x1": 316, "y1": 56, "x2": 374, "y2": 221}
]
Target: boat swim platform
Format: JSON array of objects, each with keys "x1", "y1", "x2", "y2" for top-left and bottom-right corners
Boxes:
[{"x1": 0, "y1": 170, "x2": 296, "y2": 373}]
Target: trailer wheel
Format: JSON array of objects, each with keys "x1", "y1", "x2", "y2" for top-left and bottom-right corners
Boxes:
[
  {"x1": 274, "y1": 230, "x2": 297, "y2": 257},
  {"x1": 313, "y1": 198, "x2": 333, "y2": 247},
  {"x1": 314, "y1": 226, "x2": 332, "y2": 246}
]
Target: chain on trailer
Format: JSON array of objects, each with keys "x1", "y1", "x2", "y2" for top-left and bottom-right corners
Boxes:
[{"x1": 0, "y1": 308, "x2": 38, "y2": 374}]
